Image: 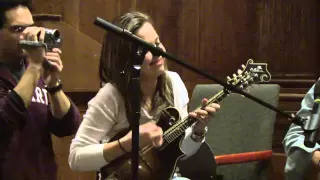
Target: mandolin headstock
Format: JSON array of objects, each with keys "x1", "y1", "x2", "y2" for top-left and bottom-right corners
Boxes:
[{"x1": 226, "y1": 59, "x2": 271, "y2": 90}]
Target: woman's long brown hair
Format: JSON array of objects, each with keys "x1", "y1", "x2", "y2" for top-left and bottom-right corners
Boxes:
[{"x1": 99, "y1": 11, "x2": 174, "y2": 121}]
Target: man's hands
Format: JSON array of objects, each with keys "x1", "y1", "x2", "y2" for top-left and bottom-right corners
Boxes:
[
  {"x1": 43, "y1": 48, "x2": 63, "y2": 87},
  {"x1": 20, "y1": 27, "x2": 63, "y2": 86},
  {"x1": 20, "y1": 26, "x2": 46, "y2": 67}
]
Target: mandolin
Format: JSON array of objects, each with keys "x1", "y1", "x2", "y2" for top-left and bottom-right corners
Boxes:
[{"x1": 100, "y1": 59, "x2": 271, "y2": 180}]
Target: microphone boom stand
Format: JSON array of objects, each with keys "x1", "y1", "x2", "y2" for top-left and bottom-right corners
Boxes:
[
  {"x1": 127, "y1": 45, "x2": 148, "y2": 180},
  {"x1": 93, "y1": 17, "x2": 309, "y2": 179}
]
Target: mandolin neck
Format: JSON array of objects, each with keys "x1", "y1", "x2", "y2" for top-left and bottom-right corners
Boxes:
[{"x1": 162, "y1": 89, "x2": 230, "y2": 145}]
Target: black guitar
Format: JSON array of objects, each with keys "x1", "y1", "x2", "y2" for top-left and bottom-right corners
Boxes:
[{"x1": 100, "y1": 59, "x2": 271, "y2": 180}]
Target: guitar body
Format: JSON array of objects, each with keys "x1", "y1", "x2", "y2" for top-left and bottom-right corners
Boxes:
[{"x1": 100, "y1": 107, "x2": 215, "y2": 180}]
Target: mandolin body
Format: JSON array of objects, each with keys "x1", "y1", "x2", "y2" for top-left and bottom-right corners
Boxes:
[{"x1": 100, "y1": 107, "x2": 186, "y2": 180}]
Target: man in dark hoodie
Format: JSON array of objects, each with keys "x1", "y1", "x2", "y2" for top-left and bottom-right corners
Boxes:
[{"x1": 0, "y1": 0, "x2": 81, "y2": 179}]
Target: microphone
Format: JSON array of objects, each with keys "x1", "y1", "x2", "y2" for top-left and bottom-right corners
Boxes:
[
  {"x1": 18, "y1": 40, "x2": 51, "y2": 70},
  {"x1": 94, "y1": 17, "x2": 164, "y2": 57},
  {"x1": 303, "y1": 80, "x2": 320, "y2": 148}
]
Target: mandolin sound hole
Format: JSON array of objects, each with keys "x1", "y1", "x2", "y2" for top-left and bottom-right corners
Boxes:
[
  {"x1": 168, "y1": 116, "x2": 176, "y2": 126},
  {"x1": 157, "y1": 107, "x2": 181, "y2": 131}
]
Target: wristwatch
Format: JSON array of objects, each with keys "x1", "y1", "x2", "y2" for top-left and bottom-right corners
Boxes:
[
  {"x1": 190, "y1": 124, "x2": 208, "y2": 142},
  {"x1": 45, "y1": 79, "x2": 62, "y2": 94}
]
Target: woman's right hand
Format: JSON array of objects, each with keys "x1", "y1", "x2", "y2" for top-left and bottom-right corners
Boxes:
[{"x1": 120, "y1": 122, "x2": 164, "y2": 152}]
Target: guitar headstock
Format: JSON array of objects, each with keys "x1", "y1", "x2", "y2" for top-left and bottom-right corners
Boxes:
[{"x1": 227, "y1": 59, "x2": 271, "y2": 90}]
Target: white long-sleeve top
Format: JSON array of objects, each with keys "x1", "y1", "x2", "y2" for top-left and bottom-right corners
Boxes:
[{"x1": 68, "y1": 71, "x2": 204, "y2": 171}]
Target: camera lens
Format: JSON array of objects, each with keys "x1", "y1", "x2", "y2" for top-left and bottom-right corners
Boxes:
[
  {"x1": 45, "y1": 29, "x2": 60, "y2": 40},
  {"x1": 51, "y1": 29, "x2": 60, "y2": 40}
]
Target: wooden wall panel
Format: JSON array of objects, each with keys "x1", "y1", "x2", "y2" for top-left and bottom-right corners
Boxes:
[
  {"x1": 252, "y1": 0, "x2": 318, "y2": 74},
  {"x1": 198, "y1": 0, "x2": 255, "y2": 77},
  {"x1": 185, "y1": 0, "x2": 257, "y2": 96},
  {"x1": 33, "y1": 0, "x2": 80, "y2": 29},
  {"x1": 135, "y1": 0, "x2": 196, "y2": 75},
  {"x1": 78, "y1": 0, "x2": 118, "y2": 43},
  {"x1": 174, "y1": 0, "x2": 200, "y2": 80}
]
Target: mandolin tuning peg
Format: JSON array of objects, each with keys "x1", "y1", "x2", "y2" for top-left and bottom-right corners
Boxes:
[
  {"x1": 241, "y1": 64, "x2": 246, "y2": 69},
  {"x1": 237, "y1": 69, "x2": 242, "y2": 74},
  {"x1": 227, "y1": 76, "x2": 232, "y2": 80},
  {"x1": 233, "y1": 74, "x2": 237, "y2": 78}
]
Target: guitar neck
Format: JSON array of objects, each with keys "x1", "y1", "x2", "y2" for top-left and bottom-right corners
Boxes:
[{"x1": 163, "y1": 89, "x2": 230, "y2": 144}]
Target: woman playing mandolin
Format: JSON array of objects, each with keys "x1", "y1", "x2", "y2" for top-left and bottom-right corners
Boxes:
[{"x1": 68, "y1": 11, "x2": 220, "y2": 180}]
